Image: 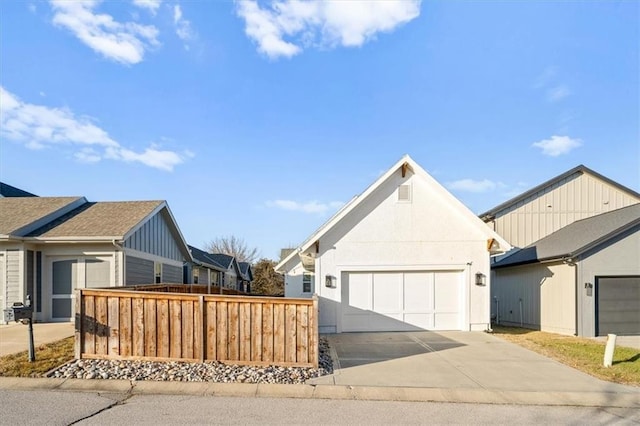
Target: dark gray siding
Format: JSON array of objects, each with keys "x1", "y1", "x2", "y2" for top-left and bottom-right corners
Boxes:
[
  {"x1": 125, "y1": 256, "x2": 154, "y2": 285},
  {"x1": 123, "y1": 212, "x2": 183, "y2": 262},
  {"x1": 26, "y1": 250, "x2": 34, "y2": 304},
  {"x1": 163, "y1": 264, "x2": 182, "y2": 283},
  {"x1": 36, "y1": 252, "x2": 42, "y2": 312}
]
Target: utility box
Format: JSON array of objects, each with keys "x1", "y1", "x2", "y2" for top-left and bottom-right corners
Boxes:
[{"x1": 3, "y1": 302, "x2": 33, "y2": 323}]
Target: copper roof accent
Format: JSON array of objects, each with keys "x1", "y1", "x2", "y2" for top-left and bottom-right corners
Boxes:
[
  {"x1": 0, "y1": 197, "x2": 83, "y2": 236},
  {"x1": 32, "y1": 200, "x2": 164, "y2": 238}
]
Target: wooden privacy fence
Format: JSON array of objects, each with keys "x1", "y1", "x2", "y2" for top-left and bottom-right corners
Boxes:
[
  {"x1": 124, "y1": 283, "x2": 250, "y2": 296},
  {"x1": 75, "y1": 288, "x2": 318, "y2": 367}
]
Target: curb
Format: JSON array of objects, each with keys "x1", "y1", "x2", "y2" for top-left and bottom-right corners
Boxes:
[{"x1": 1, "y1": 377, "x2": 638, "y2": 408}]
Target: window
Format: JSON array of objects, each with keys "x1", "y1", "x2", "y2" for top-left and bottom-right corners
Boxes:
[
  {"x1": 303, "y1": 273, "x2": 313, "y2": 293},
  {"x1": 193, "y1": 268, "x2": 199, "y2": 284},
  {"x1": 154, "y1": 262, "x2": 162, "y2": 284}
]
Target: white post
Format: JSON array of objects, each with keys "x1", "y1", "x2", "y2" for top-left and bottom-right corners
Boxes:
[{"x1": 603, "y1": 334, "x2": 617, "y2": 368}]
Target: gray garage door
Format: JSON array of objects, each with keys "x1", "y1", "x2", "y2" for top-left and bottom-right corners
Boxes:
[{"x1": 596, "y1": 276, "x2": 640, "y2": 336}]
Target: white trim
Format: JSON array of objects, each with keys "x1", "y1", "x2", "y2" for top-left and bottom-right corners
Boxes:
[{"x1": 123, "y1": 247, "x2": 183, "y2": 268}]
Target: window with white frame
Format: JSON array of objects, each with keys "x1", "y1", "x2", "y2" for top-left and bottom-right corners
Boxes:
[
  {"x1": 192, "y1": 268, "x2": 199, "y2": 284},
  {"x1": 303, "y1": 273, "x2": 313, "y2": 293}
]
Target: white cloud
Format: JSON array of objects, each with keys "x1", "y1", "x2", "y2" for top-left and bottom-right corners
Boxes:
[
  {"x1": 236, "y1": 0, "x2": 421, "y2": 59},
  {"x1": 447, "y1": 179, "x2": 498, "y2": 193},
  {"x1": 173, "y1": 4, "x2": 194, "y2": 47},
  {"x1": 50, "y1": 0, "x2": 160, "y2": 65},
  {"x1": 547, "y1": 85, "x2": 570, "y2": 102},
  {"x1": 0, "y1": 86, "x2": 189, "y2": 171},
  {"x1": 28, "y1": 3, "x2": 37, "y2": 13},
  {"x1": 133, "y1": 0, "x2": 162, "y2": 14},
  {"x1": 532, "y1": 135, "x2": 582, "y2": 157},
  {"x1": 266, "y1": 199, "x2": 344, "y2": 214}
]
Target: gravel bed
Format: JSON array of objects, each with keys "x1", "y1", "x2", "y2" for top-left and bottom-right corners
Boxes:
[{"x1": 48, "y1": 337, "x2": 333, "y2": 384}]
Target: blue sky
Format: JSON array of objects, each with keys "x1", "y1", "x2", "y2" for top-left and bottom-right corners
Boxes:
[{"x1": 1, "y1": 0, "x2": 638, "y2": 260}]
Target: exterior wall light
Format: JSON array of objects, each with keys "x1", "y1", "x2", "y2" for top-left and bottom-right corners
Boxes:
[
  {"x1": 325, "y1": 275, "x2": 337, "y2": 288},
  {"x1": 475, "y1": 272, "x2": 486, "y2": 286}
]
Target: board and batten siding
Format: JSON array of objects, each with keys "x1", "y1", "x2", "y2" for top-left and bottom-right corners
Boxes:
[
  {"x1": 493, "y1": 261, "x2": 576, "y2": 335},
  {"x1": 489, "y1": 172, "x2": 640, "y2": 248},
  {"x1": 6, "y1": 250, "x2": 20, "y2": 306},
  {"x1": 125, "y1": 256, "x2": 154, "y2": 285},
  {"x1": 26, "y1": 250, "x2": 34, "y2": 304},
  {"x1": 0, "y1": 253, "x2": 4, "y2": 311},
  {"x1": 124, "y1": 212, "x2": 183, "y2": 262}
]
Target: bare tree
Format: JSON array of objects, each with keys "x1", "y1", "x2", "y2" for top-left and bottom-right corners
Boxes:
[
  {"x1": 251, "y1": 258, "x2": 284, "y2": 296},
  {"x1": 206, "y1": 235, "x2": 259, "y2": 264}
]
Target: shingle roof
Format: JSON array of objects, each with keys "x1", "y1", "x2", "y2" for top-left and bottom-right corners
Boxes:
[
  {"x1": 239, "y1": 262, "x2": 253, "y2": 280},
  {"x1": 188, "y1": 245, "x2": 226, "y2": 270},
  {"x1": 493, "y1": 204, "x2": 640, "y2": 268},
  {"x1": 0, "y1": 197, "x2": 83, "y2": 236},
  {"x1": 29, "y1": 200, "x2": 164, "y2": 238},
  {"x1": 480, "y1": 165, "x2": 640, "y2": 220},
  {"x1": 0, "y1": 182, "x2": 37, "y2": 197},
  {"x1": 208, "y1": 253, "x2": 235, "y2": 270}
]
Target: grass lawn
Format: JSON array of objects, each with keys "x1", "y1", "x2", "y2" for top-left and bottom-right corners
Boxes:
[
  {"x1": 491, "y1": 326, "x2": 640, "y2": 386},
  {"x1": 0, "y1": 336, "x2": 74, "y2": 377}
]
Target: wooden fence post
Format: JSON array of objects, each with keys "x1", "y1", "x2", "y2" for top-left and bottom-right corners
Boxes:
[
  {"x1": 311, "y1": 295, "x2": 319, "y2": 368},
  {"x1": 199, "y1": 295, "x2": 205, "y2": 363},
  {"x1": 74, "y1": 289, "x2": 83, "y2": 359}
]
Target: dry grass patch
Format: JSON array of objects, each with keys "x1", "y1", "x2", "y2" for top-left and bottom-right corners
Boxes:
[
  {"x1": 492, "y1": 326, "x2": 640, "y2": 386},
  {"x1": 0, "y1": 336, "x2": 74, "y2": 377}
]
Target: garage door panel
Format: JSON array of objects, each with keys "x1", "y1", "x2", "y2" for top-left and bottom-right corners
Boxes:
[
  {"x1": 404, "y1": 313, "x2": 433, "y2": 329},
  {"x1": 372, "y1": 273, "x2": 402, "y2": 312},
  {"x1": 404, "y1": 272, "x2": 433, "y2": 312},
  {"x1": 345, "y1": 272, "x2": 371, "y2": 313},
  {"x1": 434, "y1": 272, "x2": 460, "y2": 311},
  {"x1": 342, "y1": 270, "x2": 462, "y2": 332},
  {"x1": 597, "y1": 276, "x2": 640, "y2": 336}
]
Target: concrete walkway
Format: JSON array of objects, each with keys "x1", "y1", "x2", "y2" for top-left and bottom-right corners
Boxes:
[{"x1": 0, "y1": 322, "x2": 74, "y2": 356}]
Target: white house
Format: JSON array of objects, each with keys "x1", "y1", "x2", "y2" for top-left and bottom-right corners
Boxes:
[{"x1": 275, "y1": 155, "x2": 510, "y2": 333}]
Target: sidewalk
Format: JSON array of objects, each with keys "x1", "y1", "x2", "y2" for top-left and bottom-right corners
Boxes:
[{"x1": 0, "y1": 322, "x2": 74, "y2": 356}]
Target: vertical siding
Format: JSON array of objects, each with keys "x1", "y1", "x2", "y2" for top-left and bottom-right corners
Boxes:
[
  {"x1": 26, "y1": 250, "x2": 34, "y2": 304},
  {"x1": 494, "y1": 173, "x2": 640, "y2": 248},
  {"x1": 125, "y1": 256, "x2": 154, "y2": 285},
  {"x1": 123, "y1": 212, "x2": 183, "y2": 261},
  {"x1": 6, "y1": 250, "x2": 20, "y2": 305},
  {"x1": 0, "y1": 253, "x2": 4, "y2": 310},
  {"x1": 493, "y1": 262, "x2": 576, "y2": 335}
]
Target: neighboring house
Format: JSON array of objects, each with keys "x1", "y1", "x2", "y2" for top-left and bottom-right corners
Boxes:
[
  {"x1": 0, "y1": 182, "x2": 37, "y2": 197},
  {"x1": 184, "y1": 245, "x2": 227, "y2": 288},
  {"x1": 0, "y1": 196, "x2": 192, "y2": 322},
  {"x1": 238, "y1": 262, "x2": 253, "y2": 293},
  {"x1": 491, "y1": 204, "x2": 639, "y2": 337},
  {"x1": 275, "y1": 155, "x2": 510, "y2": 333},
  {"x1": 480, "y1": 165, "x2": 640, "y2": 250},
  {"x1": 207, "y1": 253, "x2": 243, "y2": 291}
]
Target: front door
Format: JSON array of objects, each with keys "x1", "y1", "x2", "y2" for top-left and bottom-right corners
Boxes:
[{"x1": 51, "y1": 259, "x2": 77, "y2": 321}]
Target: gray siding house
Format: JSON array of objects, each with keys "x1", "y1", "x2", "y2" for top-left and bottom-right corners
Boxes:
[
  {"x1": 492, "y1": 204, "x2": 640, "y2": 337},
  {"x1": 481, "y1": 165, "x2": 640, "y2": 250},
  {"x1": 0, "y1": 196, "x2": 192, "y2": 322},
  {"x1": 184, "y1": 245, "x2": 227, "y2": 289}
]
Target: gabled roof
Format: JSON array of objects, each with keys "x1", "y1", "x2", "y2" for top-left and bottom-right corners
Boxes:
[
  {"x1": 208, "y1": 253, "x2": 236, "y2": 270},
  {"x1": 276, "y1": 154, "x2": 511, "y2": 272},
  {"x1": 0, "y1": 182, "x2": 37, "y2": 197},
  {"x1": 188, "y1": 245, "x2": 227, "y2": 271},
  {"x1": 239, "y1": 262, "x2": 253, "y2": 281},
  {"x1": 0, "y1": 197, "x2": 86, "y2": 237},
  {"x1": 480, "y1": 165, "x2": 640, "y2": 220},
  {"x1": 493, "y1": 204, "x2": 640, "y2": 268}
]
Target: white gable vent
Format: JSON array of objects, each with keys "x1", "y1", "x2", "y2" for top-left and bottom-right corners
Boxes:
[{"x1": 398, "y1": 184, "x2": 411, "y2": 202}]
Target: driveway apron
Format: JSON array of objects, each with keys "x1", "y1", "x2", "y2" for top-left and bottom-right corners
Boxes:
[{"x1": 310, "y1": 331, "x2": 639, "y2": 396}]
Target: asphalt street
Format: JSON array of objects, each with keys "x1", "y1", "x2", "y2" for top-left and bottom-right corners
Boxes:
[{"x1": 1, "y1": 389, "x2": 639, "y2": 425}]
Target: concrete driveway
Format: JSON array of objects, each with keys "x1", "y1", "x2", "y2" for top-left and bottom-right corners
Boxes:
[
  {"x1": 0, "y1": 322, "x2": 74, "y2": 356},
  {"x1": 310, "y1": 331, "x2": 639, "y2": 396}
]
